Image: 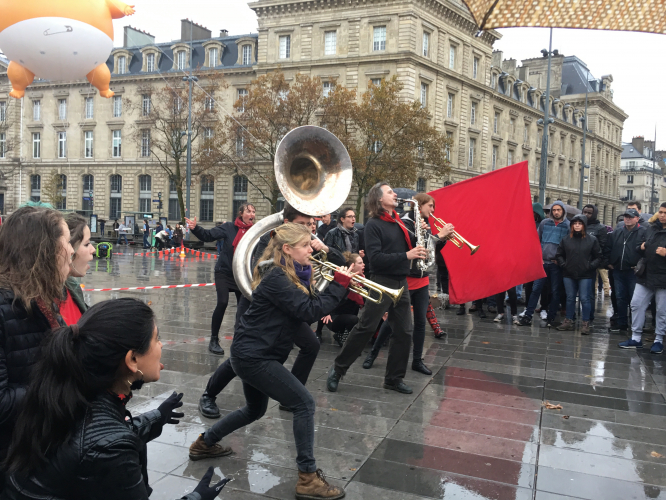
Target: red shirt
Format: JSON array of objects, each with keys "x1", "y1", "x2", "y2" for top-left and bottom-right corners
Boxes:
[
  {"x1": 406, "y1": 276, "x2": 430, "y2": 291},
  {"x1": 59, "y1": 289, "x2": 82, "y2": 326}
]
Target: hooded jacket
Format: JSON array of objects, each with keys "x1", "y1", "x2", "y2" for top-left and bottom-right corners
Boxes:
[
  {"x1": 555, "y1": 215, "x2": 602, "y2": 279},
  {"x1": 583, "y1": 205, "x2": 608, "y2": 265},
  {"x1": 537, "y1": 201, "x2": 570, "y2": 263},
  {"x1": 604, "y1": 221, "x2": 647, "y2": 271},
  {"x1": 533, "y1": 203, "x2": 545, "y2": 230},
  {"x1": 637, "y1": 220, "x2": 666, "y2": 289}
]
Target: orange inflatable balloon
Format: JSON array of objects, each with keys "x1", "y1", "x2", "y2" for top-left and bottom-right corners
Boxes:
[{"x1": 0, "y1": 0, "x2": 135, "y2": 99}]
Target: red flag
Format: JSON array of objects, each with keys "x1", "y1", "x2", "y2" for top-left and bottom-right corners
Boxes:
[{"x1": 428, "y1": 161, "x2": 545, "y2": 304}]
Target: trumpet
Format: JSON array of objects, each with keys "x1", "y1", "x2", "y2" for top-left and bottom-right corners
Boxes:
[
  {"x1": 309, "y1": 253, "x2": 404, "y2": 305},
  {"x1": 430, "y1": 215, "x2": 480, "y2": 255}
]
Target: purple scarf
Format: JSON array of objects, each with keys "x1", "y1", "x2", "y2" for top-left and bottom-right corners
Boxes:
[{"x1": 281, "y1": 258, "x2": 312, "y2": 289}]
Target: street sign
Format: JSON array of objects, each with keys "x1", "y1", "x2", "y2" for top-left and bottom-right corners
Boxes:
[
  {"x1": 83, "y1": 197, "x2": 91, "y2": 201},
  {"x1": 153, "y1": 199, "x2": 160, "y2": 202}
]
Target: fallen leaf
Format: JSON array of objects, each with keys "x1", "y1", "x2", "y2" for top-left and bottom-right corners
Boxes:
[
  {"x1": 147, "y1": 301, "x2": 152, "y2": 306},
  {"x1": 542, "y1": 401, "x2": 563, "y2": 410},
  {"x1": 482, "y1": 341, "x2": 490, "y2": 344},
  {"x1": 349, "y1": 468, "x2": 357, "y2": 471},
  {"x1": 555, "y1": 341, "x2": 562, "y2": 344},
  {"x1": 330, "y1": 408, "x2": 338, "y2": 411},
  {"x1": 563, "y1": 415, "x2": 570, "y2": 419},
  {"x1": 651, "y1": 451, "x2": 665, "y2": 458}
]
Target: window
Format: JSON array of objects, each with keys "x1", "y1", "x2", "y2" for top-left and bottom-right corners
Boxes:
[
  {"x1": 493, "y1": 112, "x2": 499, "y2": 134},
  {"x1": 524, "y1": 124, "x2": 529, "y2": 143},
  {"x1": 232, "y1": 175, "x2": 248, "y2": 216},
  {"x1": 112, "y1": 130, "x2": 122, "y2": 158},
  {"x1": 0, "y1": 102, "x2": 5, "y2": 122},
  {"x1": 468, "y1": 138, "x2": 475, "y2": 167},
  {"x1": 490, "y1": 73, "x2": 496, "y2": 89},
  {"x1": 110, "y1": 174, "x2": 122, "y2": 218},
  {"x1": 449, "y1": 45, "x2": 456, "y2": 69},
  {"x1": 200, "y1": 175, "x2": 214, "y2": 221},
  {"x1": 118, "y1": 56, "x2": 126, "y2": 74},
  {"x1": 208, "y1": 47, "x2": 218, "y2": 67},
  {"x1": 488, "y1": 145, "x2": 497, "y2": 170},
  {"x1": 205, "y1": 95, "x2": 214, "y2": 112},
  {"x1": 139, "y1": 174, "x2": 151, "y2": 212},
  {"x1": 146, "y1": 53, "x2": 155, "y2": 72},
  {"x1": 420, "y1": 83, "x2": 428, "y2": 108},
  {"x1": 236, "y1": 128, "x2": 245, "y2": 156},
  {"x1": 416, "y1": 177, "x2": 426, "y2": 192},
  {"x1": 373, "y1": 26, "x2": 386, "y2": 51},
  {"x1": 58, "y1": 131, "x2": 67, "y2": 158},
  {"x1": 422, "y1": 32, "x2": 429, "y2": 57},
  {"x1": 279, "y1": 35, "x2": 291, "y2": 59},
  {"x1": 473, "y1": 57, "x2": 479, "y2": 79},
  {"x1": 33, "y1": 100, "x2": 40, "y2": 121},
  {"x1": 177, "y1": 50, "x2": 187, "y2": 70},
  {"x1": 242, "y1": 44, "x2": 252, "y2": 65},
  {"x1": 84, "y1": 97, "x2": 94, "y2": 119},
  {"x1": 322, "y1": 81, "x2": 332, "y2": 98},
  {"x1": 627, "y1": 189, "x2": 634, "y2": 200},
  {"x1": 447, "y1": 93, "x2": 454, "y2": 118},
  {"x1": 84, "y1": 130, "x2": 94, "y2": 158},
  {"x1": 237, "y1": 89, "x2": 248, "y2": 112},
  {"x1": 32, "y1": 132, "x2": 40, "y2": 158},
  {"x1": 82, "y1": 174, "x2": 94, "y2": 211},
  {"x1": 371, "y1": 78, "x2": 382, "y2": 86},
  {"x1": 141, "y1": 130, "x2": 151, "y2": 157},
  {"x1": 173, "y1": 97, "x2": 183, "y2": 114},
  {"x1": 508, "y1": 149, "x2": 514, "y2": 166},
  {"x1": 627, "y1": 174, "x2": 634, "y2": 184},
  {"x1": 470, "y1": 102, "x2": 476, "y2": 126},
  {"x1": 113, "y1": 96, "x2": 122, "y2": 117},
  {"x1": 203, "y1": 127, "x2": 213, "y2": 154},
  {"x1": 30, "y1": 175, "x2": 41, "y2": 202},
  {"x1": 510, "y1": 118, "x2": 515, "y2": 137},
  {"x1": 58, "y1": 99, "x2": 67, "y2": 120},
  {"x1": 0, "y1": 133, "x2": 5, "y2": 158},
  {"x1": 55, "y1": 175, "x2": 67, "y2": 210},
  {"x1": 445, "y1": 131, "x2": 453, "y2": 161},
  {"x1": 324, "y1": 31, "x2": 337, "y2": 55},
  {"x1": 168, "y1": 178, "x2": 181, "y2": 220},
  {"x1": 371, "y1": 140, "x2": 382, "y2": 153},
  {"x1": 142, "y1": 94, "x2": 151, "y2": 116}
]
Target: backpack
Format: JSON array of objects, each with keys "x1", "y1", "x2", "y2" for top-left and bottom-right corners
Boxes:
[{"x1": 96, "y1": 242, "x2": 113, "y2": 259}]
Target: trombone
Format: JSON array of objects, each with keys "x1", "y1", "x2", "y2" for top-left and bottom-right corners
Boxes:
[
  {"x1": 430, "y1": 215, "x2": 480, "y2": 255},
  {"x1": 309, "y1": 253, "x2": 404, "y2": 305}
]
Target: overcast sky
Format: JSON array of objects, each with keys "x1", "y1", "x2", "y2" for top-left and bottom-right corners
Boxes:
[{"x1": 113, "y1": 0, "x2": 665, "y2": 146}]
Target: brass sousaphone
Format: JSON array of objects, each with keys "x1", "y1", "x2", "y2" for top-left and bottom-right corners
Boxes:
[{"x1": 232, "y1": 125, "x2": 353, "y2": 299}]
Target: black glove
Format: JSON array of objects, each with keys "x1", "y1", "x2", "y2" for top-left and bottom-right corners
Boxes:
[
  {"x1": 157, "y1": 391, "x2": 184, "y2": 426},
  {"x1": 193, "y1": 466, "x2": 232, "y2": 500}
]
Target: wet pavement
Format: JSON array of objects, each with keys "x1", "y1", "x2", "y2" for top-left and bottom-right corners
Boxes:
[{"x1": 85, "y1": 247, "x2": 666, "y2": 499}]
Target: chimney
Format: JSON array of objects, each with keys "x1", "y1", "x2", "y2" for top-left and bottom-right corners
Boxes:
[
  {"x1": 220, "y1": 29, "x2": 229, "y2": 37},
  {"x1": 181, "y1": 19, "x2": 211, "y2": 41},
  {"x1": 124, "y1": 26, "x2": 155, "y2": 47},
  {"x1": 632, "y1": 136, "x2": 645, "y2": 156}
]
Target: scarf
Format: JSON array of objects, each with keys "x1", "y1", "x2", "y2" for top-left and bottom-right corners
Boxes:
[
  {"x1": 338, "y1": 224, "x2": 356, "y2": 252},
  {"x1": 379, "y1": 210, "x2": 413, "y2": 250},
  {"x1": 35, "y1": 298, "x2": 66, "y2": 329},
  {"x1": 232, "y1": 218, "x2": 253, "y2": 252},
  {"x1": 281, "y1": 258, "x2": 312, "y2": 290}
]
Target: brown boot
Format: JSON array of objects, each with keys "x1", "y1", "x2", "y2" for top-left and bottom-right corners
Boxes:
[
  {"x1": 581, "y1": 321, "x2": 591, "y2": 335},
  {"x1": 188, "y1": 434, "x2": 232, "y2": 461},
  {"x1": 295, "y1": 469, "x2": 345, "y2": 499},
  {"x1": 556, "y1": 319, "x2": 574, "y2": 331}
]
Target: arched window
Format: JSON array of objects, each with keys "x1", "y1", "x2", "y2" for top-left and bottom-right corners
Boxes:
[
  {"x1": 200, "y1": 175, "x2": 214, "y2": 221},
  {"x1": 30, "y1": 174, "x2": 41, "y2": 202},
  {"x1": 110, "y1": 174, "x2": 122, "y2": 219},
  {"x1": 139, "y1": 175, "x2": 151, "y2": 212},
  {"x1": 55, "y1": 174, "x2": 67, "y2": 210},
  {"x1": 82, "y1": 174, "x2": 94, "y2": 211},
  {"x1": 232, "y1": 175, "x2": 248, "y2": 216}
]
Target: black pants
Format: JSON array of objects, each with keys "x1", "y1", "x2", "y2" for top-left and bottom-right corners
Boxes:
[
  {"x1": 608, "y1": 268, "x2": 618, "y2": 314},
  {"x1": 436, "y1": 264, "x2": 449, "y2": 293},
  {"x1": 334, "y1": 275, "x2": 412, "y2": 385},
  {"x1": 496, "y1": 288, "x2": 518, "y2": 315},
  {"x1": 204, "y1": 321, "x2": 320, "y2": 397},
  {"x1": 212, "y1": 272, "x2": 241, "y2": 340}
]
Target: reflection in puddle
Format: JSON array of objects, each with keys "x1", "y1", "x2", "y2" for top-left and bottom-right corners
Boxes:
[{"x1": 247, "y1": 462, "x2": 282, "y2": 494}]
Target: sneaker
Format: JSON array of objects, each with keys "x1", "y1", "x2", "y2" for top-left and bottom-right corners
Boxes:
[
  {"x1": 189, "y1": 434, "x2": 233, "y2": 461},
  {"x1": 540, "y1": 310, "x2": 548, "y2": 320},
  {"x1": 650, "y1": 342, "x2": 664, "y2": 354},
  {"x1": 198, "y1": 394, "x2": 220, "y2": 419},
  {"x1": 493, "y1": 313, "x2": 505, "y2": 323},
  {"x1": 618, "y1": 339, "x2": 644, "y2": 349},
  {"x1": 580, "y1": 321, "x2": 591, "y2": 335},
  {"x1": 556, "y1": 319, "x2": 574, "y2": 331},
  {"x1": 296, "y1": 469, "x2": 345, "y2": 500},
  {"x1": 609, "y1": 325, "x2": 621, "y2": 333},
  {"x1": 512, "y1": 315, "x2": 520, "y2": 325},
  {"x1": 518, "y1": 315, "x2": 532, "y2": 326}
]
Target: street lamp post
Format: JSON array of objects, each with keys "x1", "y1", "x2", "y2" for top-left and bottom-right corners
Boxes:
[
  {"x1": 182, "y1": 22, "x2": 197, "y2": 239},
  {"x1": 577, "y1": 71, "x2": 590, "y2": 210},
  {"x1": 538, "y1": 28, "x2": 555, "y2": 205},
  {"x1": 651, "y1": 127, "x2": 657, "y2": 214}
]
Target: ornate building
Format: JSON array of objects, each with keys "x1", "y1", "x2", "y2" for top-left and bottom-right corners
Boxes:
[{"x1": 0, "y1": 0, "x2": 627, "y2": 225}]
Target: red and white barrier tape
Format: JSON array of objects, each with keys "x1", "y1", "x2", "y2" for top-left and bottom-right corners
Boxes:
[{"x1": 84, "y1": 283, "x2": 214, "y2": 292}]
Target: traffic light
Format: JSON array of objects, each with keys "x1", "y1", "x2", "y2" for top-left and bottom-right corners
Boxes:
[{"x1": 158, "y1": 201, "x2": 163, "y2": 210}]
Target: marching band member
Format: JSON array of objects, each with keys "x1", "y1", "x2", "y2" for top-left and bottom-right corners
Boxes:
[
  {"x1": 189, "y1": 223, "x2": 352, "y2": 500},
  {"x1": 185, "y1": 203, "x2": 255, "y2": 356},
  {"x1": 326, "y1": 182, "x2": 427, "y2": 395}
]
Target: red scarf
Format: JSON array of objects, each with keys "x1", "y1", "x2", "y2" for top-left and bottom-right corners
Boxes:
[
  {"x1": 379, "y1": 210, "x2": 413, "y2": 250},
  {"x1": 232, "y1": 218, "x2": 253, "y2": 252}
]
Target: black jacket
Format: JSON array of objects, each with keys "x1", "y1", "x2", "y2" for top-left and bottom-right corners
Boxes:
[
  {"x1": 638, "y1": 222, "x2": 666, "y2": 289},
  {"x1": 323, "y1": 226, "x2": 360, "y2": 254},
  {"x1": 2, "y1": 392, "x2": 199, "y2": 500},
  {"x1": 231, "y1": 267, "x2": 348, "y2": 363},
  {"x1": 191, "y1": 221, "x2": 239, "y2": 277},
  {"x1": 316, "y1": 222, "x2": 336, "y2": 241},
  {"x1": 584, "y1": 206, "x2": 608, "y2": 265},
  {"x1": 604, "y1": 224, "x2": 647, "y2": 271},
  {"x1": 364, "y1": 216, "x2": 416, "y2": 280},
  {"x1": 0, "y1": 291, "x2": 52, "y2": 464},
  {"x1": 556, "y1": 233, "x2": 602, "y2": 279}
]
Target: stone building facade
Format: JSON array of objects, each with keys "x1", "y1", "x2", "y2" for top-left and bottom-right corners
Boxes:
[
  {"x1": 0, "y1": 0, "x2": 627, "y2": 225},
  {"x1": 620, "y1": 137, "x2": 661, "y2": 213}
]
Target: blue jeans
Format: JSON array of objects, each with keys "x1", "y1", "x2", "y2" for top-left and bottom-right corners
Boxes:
[
  {"x1": 143, "y1": 233, "x2": 150, "y2": 248},
  {"x1": 116, "y1": 234, "x2": 128, "y2": 245},
  {"x1": 563, "y1": 277, "x2": 593, "y2": 321},
  {"x1": 525, "y1": 262, "x2": 562, "y2": 320},
  {"x1": 614, "y1": 268, "x2": 637, "y2": 328},
  {"x1": 204, "y1": 357, "x2": 317, "y2": 473}
]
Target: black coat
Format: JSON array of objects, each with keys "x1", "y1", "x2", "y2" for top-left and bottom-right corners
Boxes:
[
  {"x1": 191, "y1": 221, "x2": 239, "y2": 277},
  {"x1": 323, "y1": 226, "x2": 360, "y2": 254},
  {"x1": 231, "y1": 267, "x2": 347, "y2": 363},
  {"x1": 585, "y1": 211, "x2": 608, "y2": 266},
  {"x1": 638, "y1": 222, "x2": 666, "y2": 289},
  {"x1": 316, "y1": 222, "x2": 336, "y2": 241},
  {"x1": 604, "y1": 224, "x2": 647, "y2": 271},
  {"x1": 2, "y1": 393, "x2": 197, "y2": 500},
  {"x1": 556, "y1": 233, "x2": 602, "y2": 279},
  {"x1": 364, "y1": 216, "x2": 416, "y2": 280},
  {"x1": 0, "y1": 291, "x2": 52, "y2": 463}
]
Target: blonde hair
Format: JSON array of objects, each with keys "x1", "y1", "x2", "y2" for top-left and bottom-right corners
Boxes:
[
  {"x1": 251, "y1": 223, "x2": 314, "y2": 295},
  {"x1": 342, "y1": 251, "x2": 361, "y2": 267}
]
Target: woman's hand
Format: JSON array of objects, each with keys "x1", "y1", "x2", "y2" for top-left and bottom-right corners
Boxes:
[
  {"x1": 321, "y1": 315, "x2": 332, "y2": 324},
  {"x1": 437, "y1": 223, "x2": 455, "y2": 240},
  {"x1": 193, "y1": 467, "x2": 232, "y2": 500},
  {"x1": 184, "y1": 217, "x2": 197, "y2": 230},
  {"x1": 336, "y1": 265, "x2": 356, "y2": 278},
  {"x1": 157, "y1": 391, "x2": 184, "y2": 426}
]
